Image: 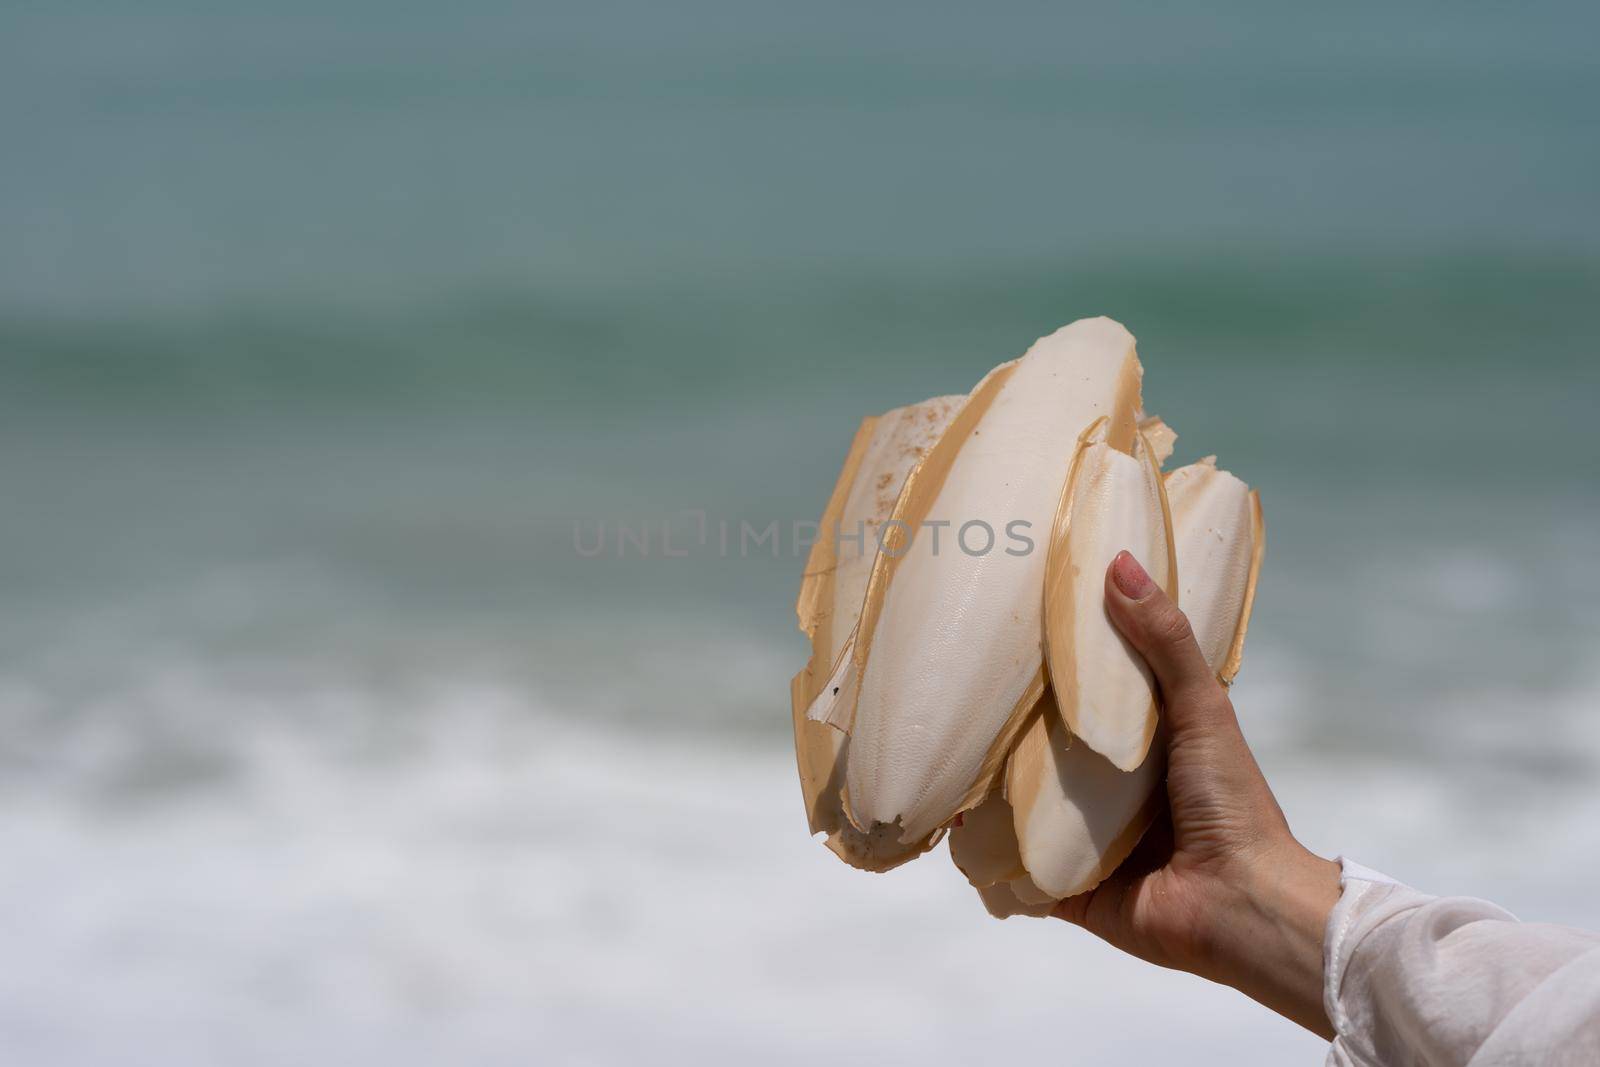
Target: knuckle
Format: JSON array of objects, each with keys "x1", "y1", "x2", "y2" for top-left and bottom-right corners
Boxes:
[{"x1": 1149, "y1": 604, "x2": 1195, "y2": 648}]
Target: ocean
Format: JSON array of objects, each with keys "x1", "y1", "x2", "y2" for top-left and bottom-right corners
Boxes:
[{"x1": 2, "y1": 2, "x2": 1599, "y2": 1063}]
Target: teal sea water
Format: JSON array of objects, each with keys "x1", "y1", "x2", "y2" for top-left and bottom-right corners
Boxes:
[{"x1": 2, "y1": 3, "x2": 1599, "y2": 1063}]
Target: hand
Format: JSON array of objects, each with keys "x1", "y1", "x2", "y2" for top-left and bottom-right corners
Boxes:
[{"x1": 1053, "y1": 550, "x2": 1341, "y2": 1038}]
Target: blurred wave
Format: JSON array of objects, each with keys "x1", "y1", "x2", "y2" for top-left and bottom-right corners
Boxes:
[
  {"x1": 4, "y1": 251, "x2": 1598, "y2": 408},
  {"x1": 3, "y1": 651, "x2": 1599, "y2": 1065}
]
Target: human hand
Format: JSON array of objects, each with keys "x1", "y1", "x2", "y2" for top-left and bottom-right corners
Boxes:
[{"x1": 1054, "y1": 550, "x2": 1341, "y2": 1038}]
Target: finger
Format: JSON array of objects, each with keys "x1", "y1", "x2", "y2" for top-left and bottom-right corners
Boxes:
[
  {"x1": 1055, "y1": 868, "x2": 1128, "y2": 931},
  {"x1": 1105, "y1": 551, "x2": 1231, "y2": 731},
  {"x1": 1054, "y1": 861, "x2": 1137, "y2": 938},
  {"x1": 1054, "y1": 890, "x2": 1091, "y2": 927}
]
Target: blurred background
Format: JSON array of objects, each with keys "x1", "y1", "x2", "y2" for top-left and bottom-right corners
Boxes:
[{"x1": 2, "y1": 1, "x2": 1598, "y2": 1063}]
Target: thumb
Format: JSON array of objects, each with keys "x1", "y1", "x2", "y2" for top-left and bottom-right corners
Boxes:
[{"x1": 1104, "y1": 551, "x2": 1229, "y2": 733}]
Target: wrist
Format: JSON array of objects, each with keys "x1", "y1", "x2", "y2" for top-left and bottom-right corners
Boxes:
[{"x1": 1202, "y1": 843, "x2": 1341, "y2": 1038}]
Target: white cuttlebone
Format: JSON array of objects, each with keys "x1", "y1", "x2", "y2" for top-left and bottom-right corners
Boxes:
[
  {"x1": 828, "y1": 397, "x2": 965, "y2": 641},
  {"x1": 790, "y1": 396, "x2": 963, "y2": 870},
  {"x1": 815, "y1": 318, "x2": 1146, "y2": 847},
  {"x1": 1137, "y1": 413, "x2": 1178, "y2": 467},
  {"x1": 1007, "y1": 457, "x2": 1264, "y2": 900},
  {"x1": 1044, "y1": 420, "x2": 1176, "y2": 772},
  {"x1": 943, "y1": 411, "x2": 1179, "y2": 893},
  {"x1": 1164, "y1": 458, "x2": 1263, "y2": 685},
  {"x1": 948, "y1": 792, "x2": 1027, "y2": 888},
  {"x1": 1006, "y1": 696, "x2": 1164, "y2": 901},
  {"x1": 1006, "y1": 872, "x2": 1057, "y2": 906},
  {"x1": 975, "y1": 879, "x2": 1058, "y2": 920}
]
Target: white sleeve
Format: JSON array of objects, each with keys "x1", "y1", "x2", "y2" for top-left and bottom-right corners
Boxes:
[{"x1": 1324, "y1": 858, "x2": 1600, "y2": 1066}]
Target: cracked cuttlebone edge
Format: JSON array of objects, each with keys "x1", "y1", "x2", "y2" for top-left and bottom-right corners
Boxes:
[{"x1": 790, "y1": 396, "x2": 964, "y2": 870}]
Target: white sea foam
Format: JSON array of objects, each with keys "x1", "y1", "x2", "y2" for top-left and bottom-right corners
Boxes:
[{"x1": 3, "y1": 650, "x2": 1599, "y2": 1066}]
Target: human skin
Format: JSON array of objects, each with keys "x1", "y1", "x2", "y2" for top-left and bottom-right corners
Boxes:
[{"x1": 1053, "y1": 551, "x2": 1342, "y2": 1038}]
